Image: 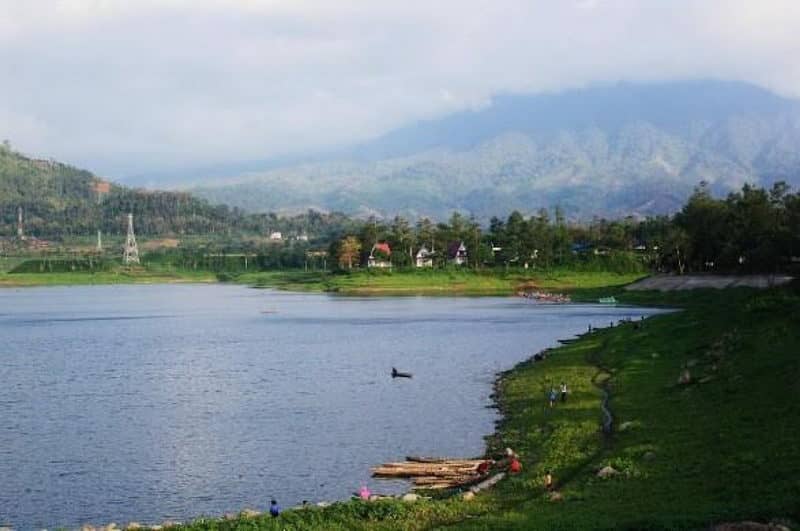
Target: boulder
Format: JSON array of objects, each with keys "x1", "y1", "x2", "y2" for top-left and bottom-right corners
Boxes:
[
  {"x1": 223, "y1": 513, "x2": 237, "y2": 520},
  {"x1": 596, "y1": 466, "x2": 619, "y2": 478},
  {"x1": 401, "y1": 493, "x2": 419, "y2": 502},
  {"x1": 461, "y1": 491, "x2": 475, "y2": 501},
  {"x1": 149, "y1": 526, "x2": 162, "y2": 531},
  {"x1": 711, "y1": 522, "x2": 790, "y2": 531},
  {"x1": 81, "y1": 526, "x2": 96, "y2": 531}
]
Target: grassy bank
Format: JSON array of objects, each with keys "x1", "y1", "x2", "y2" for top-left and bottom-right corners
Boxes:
[
  {"x1": 0, "y1": 267, "x2": 216, "y2": 287},
  {"x1": 157, "y1": 284, "x2": 800, "y2": 531},
  {"x1": 233, "y1": 269, "x2": 645, "y2": 295}
]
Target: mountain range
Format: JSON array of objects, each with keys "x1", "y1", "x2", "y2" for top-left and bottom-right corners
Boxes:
[{"x1": 188, "y1": 80, "x2": 800, "y2": 220}]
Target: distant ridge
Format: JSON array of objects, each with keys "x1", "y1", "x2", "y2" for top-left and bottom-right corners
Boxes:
[{"x1": 184, "y1": 80, "x2": 800, "y2": 220}]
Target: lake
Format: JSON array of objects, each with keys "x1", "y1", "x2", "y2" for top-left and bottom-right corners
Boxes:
[{"x1": 0, "y1": 284, "x2": 663, "y2": 529}]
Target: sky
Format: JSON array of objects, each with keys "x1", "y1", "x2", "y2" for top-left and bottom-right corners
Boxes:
[{"x1": 2, "y1": 0, "x2": 800, "y2": 179}]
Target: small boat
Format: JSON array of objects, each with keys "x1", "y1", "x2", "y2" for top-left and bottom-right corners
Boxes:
[
  {"x1": 598, "y1": 296, "x2": 617, "y2": 304},
  {"x1": 391, "y1": 367, "x2": 413, "y2": 379}
]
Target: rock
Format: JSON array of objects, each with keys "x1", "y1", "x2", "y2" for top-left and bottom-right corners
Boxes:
[
  {"x1": 686, "y1": 358, "x2": 698, "y2": 368},
  {"x1": 160, "y1": 522, "x2": 179, "y2": 528},
  {"x1": 223, "y1": 513, "x2": 237, "y2": 521},
  {"x1": 241, "y1": 509, "x2": 260, "y2": 518},
  {"x1": 548, "y1": 491, "x2": 563, "y2": 502},
  {"x1": 711, "y1": 522, "x2": 791, "y2": 531},
  {"x1": 678, "y1": 369, "x2": 692, "y2": 385},
  {"x1": 596, "y1": 466, "x2": 619, "y2": 478},
  {"x1": 125, "y1": 524, "x2": 141, "y2": 530},
  {"x1": 402, "y1": 493, "x2": 419, "y2": 502},
  {"x1": 104, "y1": 524, "x2": 118, "y2": 531},
  {"x1": 461, "y1": 491, "x2": 475, "y2": 501},
  {"x1": 316, "y1": 501, "x2": 331, "y2": 508},
  {"x1": 618, "y1": 421, "x2": 635, "y2": 432},
  {"x1": 0, "y1": 527, "x2": 14, "y2": 531},
  {"x1": 643, "y1": 451, "x2": 657, "y2": 461}
]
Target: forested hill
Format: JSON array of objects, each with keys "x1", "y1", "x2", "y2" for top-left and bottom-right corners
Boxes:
[
  {"x1": 191, "y1": 81, "x2": 800, "y2": 220},
  {"x1": 0, "y1": 144, "x2": 352, "y2": 240}
]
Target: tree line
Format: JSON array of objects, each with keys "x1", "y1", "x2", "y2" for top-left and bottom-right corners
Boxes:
[{"x1": 328, "y1": 181, "x2": 800, "y2": 274}]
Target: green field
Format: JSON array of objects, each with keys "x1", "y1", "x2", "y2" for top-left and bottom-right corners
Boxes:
[
  {"x1": 159, "y1": 284, "x2": 800, "y2": 531},
  {"x1": 0, "y1": 267, "x2": 216, "y2": 287},
  {"x1": 233, "y1": 269, "x2": 645, "y2": 295}
]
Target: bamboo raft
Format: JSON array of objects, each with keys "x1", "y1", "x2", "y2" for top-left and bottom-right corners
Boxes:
[{"x1": 371, "y1": 457, "x2": 488, "y2": 490}]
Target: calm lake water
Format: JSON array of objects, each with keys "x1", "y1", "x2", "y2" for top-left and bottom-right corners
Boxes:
[{"x1": 0, "y1": 284, "x2": 663, "y2": 529}]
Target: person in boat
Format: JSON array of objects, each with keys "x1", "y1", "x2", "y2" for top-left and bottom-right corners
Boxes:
[
  {"x1": 392, "y1": 367, "x2": 398, "y2": 377},
  {"x1": 391, "y1": 367, "x2": 412, "y2": 378},
  {"x1": 269, "y1": 499, "x2": 280, "y2": 517},
  {"x1": 560, "y1": 382, "x2": 568, "y2": 402}
]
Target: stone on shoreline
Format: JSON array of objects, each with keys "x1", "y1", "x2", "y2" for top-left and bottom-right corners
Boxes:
[
  {"x1": 241, "y1": 509, "x2": 261, "y2": 518},
  {"x1": 401, "y1": 493, "x2": 419, "y2": 502},
  {"x1": 125, "y1": 524, "x2": 141, "y2": 530},
  {"x1": 597, "y1": 466, "x2": 619, "y2": 478}
]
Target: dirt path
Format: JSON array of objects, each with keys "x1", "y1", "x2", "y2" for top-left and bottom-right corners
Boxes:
[{"x1": 626, "y1": 274, "x2": 793, "y2": 291}]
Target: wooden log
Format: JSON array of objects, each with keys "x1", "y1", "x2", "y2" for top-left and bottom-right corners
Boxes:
[{"x1": 468, "y1": 472, "x2": 505, "y2": 493}]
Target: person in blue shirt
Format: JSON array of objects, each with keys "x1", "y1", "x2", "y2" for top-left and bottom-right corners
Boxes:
[
  {"x1": 549, "y1": 387, "x2": 557, "y2": 408},
  {"x1": 269, "y1": 499, "x2": 280, "y2": 517}
]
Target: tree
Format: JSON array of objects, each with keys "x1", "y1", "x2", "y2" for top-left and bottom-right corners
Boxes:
[{"x1": 337, "y1": 236, "x2": 361, "y2": 270}]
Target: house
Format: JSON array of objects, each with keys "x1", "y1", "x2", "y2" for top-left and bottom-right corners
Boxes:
[
  {"x1": 368, "y1": 242, "x2": 392, "y2": 268},
  {"x1": 269, "y1": 231, "x2": 283, "y2": 241},
  {"x1": 447, "y1": 241, "x2": 468, "y2": 266},
  {"x1": 415, "y1": 246, "x2": 434, "y2": 268}
]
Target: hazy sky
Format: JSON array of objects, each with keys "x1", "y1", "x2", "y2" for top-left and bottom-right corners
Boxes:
[{"x1": 2, "y1": 0, "x2": 800, "y2": 178}]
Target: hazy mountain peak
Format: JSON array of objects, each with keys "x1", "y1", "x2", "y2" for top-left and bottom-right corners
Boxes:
[{"x1": 191, "y1": 80, "x2": 800, "y2": 220}]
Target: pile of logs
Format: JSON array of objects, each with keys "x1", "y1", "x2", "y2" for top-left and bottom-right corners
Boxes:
[{"x1": 371, "y1": 456, "x2": 487, "y2": 490}]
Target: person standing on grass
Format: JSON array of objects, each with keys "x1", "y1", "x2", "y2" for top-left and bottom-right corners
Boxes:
[
  {"x1": 269, "y1": 499, "x2": 281, "y2": 517},
  {"x1": 560, "y1": 382, "x2": 568, "y2": 402},
  {"x1": 544, "y1": 470, "x2": 554, "y2": 491},
  {"x1": 548, "y1": 387, "x2": 557, "y2": 408}
]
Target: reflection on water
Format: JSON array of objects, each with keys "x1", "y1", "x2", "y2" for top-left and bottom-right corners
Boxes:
[{"x1": 0, "y1": 284, "x2": 663, "y2": 528}]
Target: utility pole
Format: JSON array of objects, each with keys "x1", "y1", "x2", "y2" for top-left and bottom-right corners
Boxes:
[
  {"x1": 123, "y1": 213, "x2": 140, "y2": 265},
  {"x1": 97, "y1": 230, "x2": 102, "y2": 251}
]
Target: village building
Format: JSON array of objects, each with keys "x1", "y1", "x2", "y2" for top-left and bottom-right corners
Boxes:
[
  {"x1": 269, "y1": 231, "x2": 283, "y2": 241},
  {"x1": 447, "y1": 241, "x2": 468, "y2": 266},
  {"x1": 368, "y1": 242, "x2": 392, "y2": 268},
  {"x1": 415, "y1": 246, "x2": 434, "y2": 268}
]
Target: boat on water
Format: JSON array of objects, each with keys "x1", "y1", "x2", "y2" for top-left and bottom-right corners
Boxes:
[
  {"x1": 391, "y1": 367, "x2": 413, "y2": 378},
  {"x1": 598, "y1": 296, "x2": 617, "y2": 304}
]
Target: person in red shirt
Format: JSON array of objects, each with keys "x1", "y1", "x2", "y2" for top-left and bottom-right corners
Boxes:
[{"x1": 509, "y1": 457, "x2": 522, "y2": 474}]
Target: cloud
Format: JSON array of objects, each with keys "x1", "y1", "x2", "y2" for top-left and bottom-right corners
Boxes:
[{"x1": 1, "y1": 0, "x2": 799, "y2": 178}]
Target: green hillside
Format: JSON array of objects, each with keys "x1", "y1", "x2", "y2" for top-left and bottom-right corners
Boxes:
[{"x1": 0, "y1": 144, "x2": 354, "y2": 241}]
